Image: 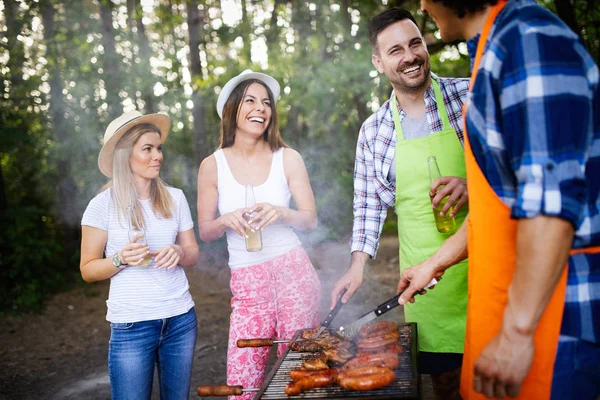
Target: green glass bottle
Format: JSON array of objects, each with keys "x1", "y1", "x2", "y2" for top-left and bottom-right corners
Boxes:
[{"x1": 428, "y1": 156, "x2": 457, "y2": 233}]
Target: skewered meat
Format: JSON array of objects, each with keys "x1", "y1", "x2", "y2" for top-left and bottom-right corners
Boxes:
[
  {"x1": 337, "y1": 366, "x2": 396, "y2": 391},
  {"x1": 291, "y1": 329, "x2": 353, "y2": 352},
  {"x1": 284, "y1": 374, "x2": 337, "y2": 395},
  {"x1": 290, "y1": 340, "x2": 324, "y2": 352}
]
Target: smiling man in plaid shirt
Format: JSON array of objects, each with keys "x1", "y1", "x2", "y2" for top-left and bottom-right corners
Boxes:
[
  {"x1": 396, "y1": 0, "x2": 600, "y2": 399},
  {"x1": 330, "y1": 8, "x2": 471, "y2": 399}
]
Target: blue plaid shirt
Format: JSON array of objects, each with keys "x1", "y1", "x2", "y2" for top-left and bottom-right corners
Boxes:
[
  {"x1": 351, "y1": 73, "x2": 469, "y2": 257},
  {"x1": 466, "y1": 0, "x2": 600, "y2": 343}
]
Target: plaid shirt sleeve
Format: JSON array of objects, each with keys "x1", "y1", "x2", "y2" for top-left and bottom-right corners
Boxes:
[
  {"x1": 350, "y1": 119, "x2": 389, "y2": 258},
  {"x1": 496, "y1": 13, "x2": 596, "y2": 227}
]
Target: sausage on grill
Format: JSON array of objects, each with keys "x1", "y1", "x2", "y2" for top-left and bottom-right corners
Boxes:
[
  {"x1": 358, "y1": 321, "x2": 398, "y2": 338},
  {"x1": 337, "y1": 366, "x2": 396, "y2": 391},
  {"x1": 289, "y1": 368, "x2": 338, "y2": 381},
  {"x1": 356, "y1": 330, "x2": 400, "y2": 350},
  {"x1": 284, "y1": 374, "x2": 337, "y2": 395},
  {"x1": 342, "y1": 352, "x2": 399, "y2": 370}
]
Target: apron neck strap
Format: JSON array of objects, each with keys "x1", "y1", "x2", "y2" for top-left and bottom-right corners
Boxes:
[
  {"x1": 391, "y1": 77, "x2": 450, "y2": 140},
  {"x1": 469, "y1": 0, "x2": 508, "y2": 89}
]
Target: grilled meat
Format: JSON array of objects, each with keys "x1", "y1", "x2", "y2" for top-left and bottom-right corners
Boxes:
[
  {"x1": 322, "y1": 347, "x2": 354, "y2": 364},
  {"x1": 284, "y1": 373, "x2": 337, "y2": 395},
  {"x1": 290, "y1": 340, "x2": 324, "y2": 352},
  {"x1": 337, "y1": 366, "x2": 396, "y2": 391},
  {"x1": 301, "y1": 355, "x2": 329, "y2": 370}
]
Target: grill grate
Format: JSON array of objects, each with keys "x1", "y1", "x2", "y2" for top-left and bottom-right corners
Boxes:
[{"x1": 255, "y1": 322, "x2": 421, "y2": 400}]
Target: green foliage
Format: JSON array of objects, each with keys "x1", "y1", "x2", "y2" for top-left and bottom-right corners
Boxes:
[{"x1": 0, "y1": 206, "x2": 75, "y2": 313}]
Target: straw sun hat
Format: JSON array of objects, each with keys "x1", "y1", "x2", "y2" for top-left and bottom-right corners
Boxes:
[
  {"x1": 216, "y1": 69, "x2": 281, "y2": 119},
  {"x1": 98, "y1": 110, "x2": 170, "y2": 178}
]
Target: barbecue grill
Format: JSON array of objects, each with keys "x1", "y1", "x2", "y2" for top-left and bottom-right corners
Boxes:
[{"x1": 254, "y1": 322, "x2": 420, "y2": 400}]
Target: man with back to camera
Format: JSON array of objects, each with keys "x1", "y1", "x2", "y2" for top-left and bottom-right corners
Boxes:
[
  {"x1": 396, "y1": 0, "x2": 600, "y2": 398},
  {"x1": 330, "y1": 8, "x2": 470, "y2": 399}
]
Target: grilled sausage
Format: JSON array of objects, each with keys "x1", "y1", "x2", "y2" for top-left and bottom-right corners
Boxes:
[
  {"x1": 355, "y1": 342, "x2": 403, "y2": 358},
  {"x1": 342, "y1": 352, "x2": 399, "y2": 370},
  {"x1": 356, "y1": 330, "x2": 400, "y2": 350},
  {"x1": 358, "y1": 321, "x2": 398, "y2": 338},
  {"x1": 289, "y1": 368, "x2": 338, "y2": 381},
  {"x1": 337, "y1": 366, "x2": 396, "y2": 391},
  {"x1": 284, "y1": 374, "x2": 337, "y2": 395}
]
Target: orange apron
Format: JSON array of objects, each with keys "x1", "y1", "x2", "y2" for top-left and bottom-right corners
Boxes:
[{"x1": 460, "y1": 1, "x2": 600, "y2": 398}]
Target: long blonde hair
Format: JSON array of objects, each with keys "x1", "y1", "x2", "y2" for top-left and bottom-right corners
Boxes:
[{"x1": 109, "y1": 123, "x2": 173, "y2": 228}]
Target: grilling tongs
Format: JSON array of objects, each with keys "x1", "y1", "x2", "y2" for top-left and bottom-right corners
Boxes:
[
  {"x1": 312, "y1": 287, "x2": 347, "y2": 339},
  {"x1": 337, "y1": 276, "x2": 441, "y2": 338}
]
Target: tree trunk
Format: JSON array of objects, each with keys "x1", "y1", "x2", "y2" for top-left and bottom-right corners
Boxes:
[
  {"x1": 187, "y1": 0, "x2": 208, "y2": 167},
  {"x1": 99, "y1": 0, "x2": 123, "y2": 121},
  {"x1": 265, "y1": 0, "x2": 287, "y2": 48},
  {"x1": 130, "y1": 0, "x2": 155, "y2": 113},
  {"x1": 4, "y1": 0, "x2": 25, "y2": 100},
  {"x1": 240, "y1": 0, "x2": 252, "y2": 63},
  {"x1": 40, "y1": 1, "x2": 80, "y2": 250}
]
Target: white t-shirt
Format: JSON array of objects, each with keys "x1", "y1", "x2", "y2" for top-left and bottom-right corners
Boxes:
[
  {"x1": 81, "y1": 186, "x2": 195, "y2": 323},
  {"x1": 215, "y1": 148, "x2": 301, "y2": 269}
]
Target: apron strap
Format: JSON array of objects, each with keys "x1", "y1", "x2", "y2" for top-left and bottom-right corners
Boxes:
[{"x1": 431, "y1": 79, "x2": 451, "y2": 131}]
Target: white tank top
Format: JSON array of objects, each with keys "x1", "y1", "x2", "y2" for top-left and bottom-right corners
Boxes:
[{"x1": 215, "y1": 148, "x2": 301, "y2": 269}]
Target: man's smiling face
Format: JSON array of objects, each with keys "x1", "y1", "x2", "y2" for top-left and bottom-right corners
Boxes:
[{"x1": 372, "y1": 19, "x2": 431, "y2": 94}]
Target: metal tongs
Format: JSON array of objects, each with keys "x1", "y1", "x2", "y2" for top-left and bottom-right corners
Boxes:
[{"x1": 312, "y1": 288, "x2": 347, "y2": 339}]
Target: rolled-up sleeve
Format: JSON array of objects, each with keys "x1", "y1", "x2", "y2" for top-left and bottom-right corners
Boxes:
[{"x1": 350, "y1": 123, "x2": 388, "y2": 258}]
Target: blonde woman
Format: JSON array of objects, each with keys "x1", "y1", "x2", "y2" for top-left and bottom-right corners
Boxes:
[
  {"x1": 197, "y1": 70, "x2": 322, "y2": 399},
  {"x1": 80, "y1": 111, "x2": 200, "y2": 400}
]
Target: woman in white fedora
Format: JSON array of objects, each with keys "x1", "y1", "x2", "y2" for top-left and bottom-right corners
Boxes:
[
  {"x1": 197, "y1": 70, "x2": 321, "y2": 398},
  {"x1": 80, "y1": 111, "x2": 200, "y2": 400}
]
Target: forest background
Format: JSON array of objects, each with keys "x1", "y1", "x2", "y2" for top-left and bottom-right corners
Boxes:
[{"x1": 1, "y1": 0, "x2": 599, "y2": 313}]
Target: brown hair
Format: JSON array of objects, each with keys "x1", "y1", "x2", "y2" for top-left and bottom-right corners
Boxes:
[
  {"x1": 218, "y1": 79, "x2": 287, "y2": 151},
  {"x1": 369, "y1": 8, "x2": 418, "y2": 55}
]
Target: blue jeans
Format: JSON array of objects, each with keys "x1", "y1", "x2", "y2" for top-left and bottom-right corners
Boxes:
[
  {"x1": 108, "y1": 307, "x2": 197, "y2": 400},
  {"x1": 551, "y1": 335, "x2": 600, "y2": 399}
]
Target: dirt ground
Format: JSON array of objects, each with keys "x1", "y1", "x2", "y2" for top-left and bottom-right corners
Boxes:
[{"x1": 0, "y1": 235, "x2": 435, "y2": 400}]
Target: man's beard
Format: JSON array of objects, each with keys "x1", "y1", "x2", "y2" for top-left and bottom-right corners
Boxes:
[{"x1": 391, "y1": 61, "x2": 430, "y2": 94}]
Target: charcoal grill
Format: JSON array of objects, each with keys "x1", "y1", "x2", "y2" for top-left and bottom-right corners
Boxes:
[{"x1": 254, "y1": 322, "x2": 420, "y2": 400}]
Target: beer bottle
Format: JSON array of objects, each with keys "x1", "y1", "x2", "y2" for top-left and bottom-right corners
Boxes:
[
  {"x1": 428, "y1": 156, "x2": 457, "y2": 233},
  {"x1": 244, "y1": 184, "x2": 263, "y2": 252}
]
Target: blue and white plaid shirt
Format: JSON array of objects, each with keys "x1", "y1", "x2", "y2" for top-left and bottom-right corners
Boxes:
[
  {"x1": 350, "y1": 73, "x2": 469, "y2": 257},
  {"x1": 466, "y1": 0, "x2": 600, "y2": 343}
]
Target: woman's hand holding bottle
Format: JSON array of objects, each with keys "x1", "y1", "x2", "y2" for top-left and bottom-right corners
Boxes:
[
  {"x1": 119, "y1": 233, "x2": 150, "y2": 266},
  {"x1": 218, "y1": 208, "x2": 254, "y2": 238},
  {"x1": 249, "y1": 202, "x2": 286, "y2": 230}
]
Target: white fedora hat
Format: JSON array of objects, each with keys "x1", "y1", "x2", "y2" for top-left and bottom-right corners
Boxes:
[
  {"x1": 98, "y1": 110, "x2": 170, "y2": 178},
  {"x1": 216, "y1": 69, "x2": 280, "y2": 119}
]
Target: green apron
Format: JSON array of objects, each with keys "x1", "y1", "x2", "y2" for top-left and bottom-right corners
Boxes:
[{"x1": 392, "y1": 78, "x2": 468, "y2": 353}]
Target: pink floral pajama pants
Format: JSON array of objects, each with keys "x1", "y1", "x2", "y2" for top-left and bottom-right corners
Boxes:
[{"x1": 226, "y1": 246, "x2": 322, "y2": 399}]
